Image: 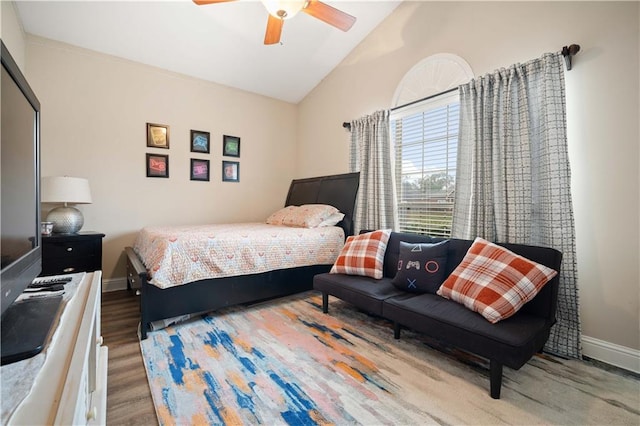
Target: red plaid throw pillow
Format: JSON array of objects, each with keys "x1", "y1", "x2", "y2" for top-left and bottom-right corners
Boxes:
[
  {"x1": 330, "y1": 230, "x2": 391, "y2": 279},
  {"x1": 436, "y1": 237, "x2": 558, "y2": 323}
]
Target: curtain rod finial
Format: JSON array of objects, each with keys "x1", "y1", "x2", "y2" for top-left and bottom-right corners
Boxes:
[{"x1": 561, "y1": 44, "x2": 580, "y2": 71}]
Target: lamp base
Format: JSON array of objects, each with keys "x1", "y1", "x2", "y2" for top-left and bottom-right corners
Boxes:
[{"x1": 46, "y1": 206, "x2": 84, "y2": 234}]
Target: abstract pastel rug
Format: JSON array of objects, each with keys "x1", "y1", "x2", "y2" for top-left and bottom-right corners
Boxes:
[{"x1": 140, "y1": 292, "x2": 639, "y2": 425}]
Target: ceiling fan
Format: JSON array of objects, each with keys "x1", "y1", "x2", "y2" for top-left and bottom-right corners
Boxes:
[{"x1": 193, "y1": 0, "x2": 356, "y2": 45}]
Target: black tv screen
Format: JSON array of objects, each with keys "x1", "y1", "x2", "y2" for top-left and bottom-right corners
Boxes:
[{"x1": 0, "y1": 40, "x2": 42, "y2": 317}]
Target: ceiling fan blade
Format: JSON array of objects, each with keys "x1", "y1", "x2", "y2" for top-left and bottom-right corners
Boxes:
[
  {"x1": 302, "y1": 0, "x2": 356, "y2": 32},
  {"x1": 192, "y1": 0, "x2": 237, "y2": 5},
  {"x1": 264, "y1": 15, "x2": 284, "y2": 45}
]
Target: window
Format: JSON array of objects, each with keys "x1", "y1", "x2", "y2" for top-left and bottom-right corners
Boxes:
[{"x1": 391, "y1": 90, "x2": 459, "y2": 237}]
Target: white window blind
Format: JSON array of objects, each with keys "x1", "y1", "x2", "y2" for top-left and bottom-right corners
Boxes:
[{"x1": 390, "y1": 90, "x2": 459, "y2": 237}]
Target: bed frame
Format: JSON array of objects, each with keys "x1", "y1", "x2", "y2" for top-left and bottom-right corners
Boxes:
[{"x1": 125, "y1": 172, "x2": 360, "y2": 339}]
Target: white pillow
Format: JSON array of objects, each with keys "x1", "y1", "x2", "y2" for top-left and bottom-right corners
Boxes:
[
  {"x1": 266, "y1": 204, "x2": 342, "y2": 228},
  {"x1": 317, "y1": 212, "x2": 345, "y2": 227}
]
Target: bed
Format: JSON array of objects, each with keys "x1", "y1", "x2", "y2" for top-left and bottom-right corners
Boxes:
[{"x1": 125, "y1": 172, "x2": 360, "y2": 339}]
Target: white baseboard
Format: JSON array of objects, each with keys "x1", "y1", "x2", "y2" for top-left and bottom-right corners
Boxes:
[
  {"x1": 102, "y1": 276, "x2": 129, "y2": 292},
  {"x1": 582, "y1": 335, "x2": 640, "y2": 374}
]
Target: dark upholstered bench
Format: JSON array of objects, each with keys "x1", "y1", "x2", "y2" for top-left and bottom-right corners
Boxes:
[{"x1": 313, "y1": 232, "x2": 562, "y2": 399}]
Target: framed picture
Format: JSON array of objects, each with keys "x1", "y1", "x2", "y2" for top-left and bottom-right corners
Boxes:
[
  {"x1": 222, "y1": 160, "x2": 239, "y2": 182},
  {"x1": 146, "y1": 153, "x2": 169, "y2": 178},
  {"x1": 222, "y1": 135, "x2": 240, "y2": 157},
  {"x1": 190, "y1": 130, "x2": 210, "y2": 154},
  {"x1": 147, "y1": 123, "x2": 170, "y2": 149},
  {"x1": 190, "y1": 158, "x2": 210, "y2": 181}
]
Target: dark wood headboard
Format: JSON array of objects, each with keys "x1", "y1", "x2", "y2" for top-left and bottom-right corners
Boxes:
[{"x1": 284, "y1": 172, "x2": 360, "y2": 237}]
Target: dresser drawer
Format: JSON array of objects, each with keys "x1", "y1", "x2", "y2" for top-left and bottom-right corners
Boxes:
[
  {"x1": 41, "y1": 256, "x2": 101, "y2": 276},
  {"x1": 43, "y1": 239, "x2": 99, "y2": 259}
]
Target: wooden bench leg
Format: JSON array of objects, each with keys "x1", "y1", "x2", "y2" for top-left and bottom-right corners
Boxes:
[
  {"x1": 393, "y1": 322, "x2": 402, "y2": 339},
  {"x1": 322, "y1": 293, "x2": 329, "y2": 313},
  {"x1": 490, "y1": 360, "x2": 503, "y2": 399}
]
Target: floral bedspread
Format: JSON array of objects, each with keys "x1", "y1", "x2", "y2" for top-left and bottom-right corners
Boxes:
[{"x1": 133, "y1": 223, "x2": 345, "y2": 289}]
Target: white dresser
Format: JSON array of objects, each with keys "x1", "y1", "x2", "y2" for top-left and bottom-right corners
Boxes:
[{"x1": 4, "y1": 272, "x2": 108, "y2": 425}]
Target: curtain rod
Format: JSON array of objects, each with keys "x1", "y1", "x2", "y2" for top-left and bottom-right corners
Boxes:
[
  {"x1": 342, "y1": 87, "x2": 458, "y2": 131},
  {"x1": 343, "y1": 43, "x2": 580, "y2": 130},
  {"x1": 390, "y1": 86, "x2": 458, "y2": 112}
]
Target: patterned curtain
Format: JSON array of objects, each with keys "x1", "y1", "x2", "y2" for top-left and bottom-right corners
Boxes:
[
  {"x1": 349, "y1": 110, "x2": 398, "y2": 233},
  {"x1": 452, "y1": 52, "x2": 581, "y2": 358}
]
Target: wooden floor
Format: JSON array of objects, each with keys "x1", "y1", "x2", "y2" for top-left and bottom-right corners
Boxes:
[{"x1": 101, "y1": 290, "x2": 158, "y2": 425}]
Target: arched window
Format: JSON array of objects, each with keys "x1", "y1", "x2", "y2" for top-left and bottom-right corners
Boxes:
[{"x1": 390, "y1": 54, "x2": 473, "y2": 236}]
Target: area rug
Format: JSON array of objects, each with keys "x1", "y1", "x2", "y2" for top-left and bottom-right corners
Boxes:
[{"x1": 140, "y1": 292, "x2": 640, "y2": 425}]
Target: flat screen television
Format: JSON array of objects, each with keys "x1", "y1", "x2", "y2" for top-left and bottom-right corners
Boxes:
[{"x1": 1, "y1": 40, "x2": 42, "y2": 317}]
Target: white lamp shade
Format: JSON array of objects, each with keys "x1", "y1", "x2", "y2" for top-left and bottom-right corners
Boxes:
[{"x1": 42, "y1": 176, "x2": 92, "y2": 204}]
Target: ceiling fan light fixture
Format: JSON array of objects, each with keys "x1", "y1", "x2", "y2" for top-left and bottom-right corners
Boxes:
[
  {"x1": 261, "y1": 0, "x2": 307, "y2": 20},
  {"x1": 193, "y1": 0, "x2": 356, "y2": 45}
]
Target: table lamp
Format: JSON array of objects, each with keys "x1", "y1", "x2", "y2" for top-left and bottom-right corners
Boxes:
[{"x1": 41, "y1": 176, "x2": 92, "y2": 234}]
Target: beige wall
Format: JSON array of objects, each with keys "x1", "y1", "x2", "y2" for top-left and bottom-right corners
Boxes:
[
  {"x1": 26, "y1": 36, "x2": 298, "y2": 283},
  {"x1": 1, "y1": 1, "x2": 26, "y2": 71},
  {"x1": 298, "y1": 1, "x2": 640, "y2": 358}
]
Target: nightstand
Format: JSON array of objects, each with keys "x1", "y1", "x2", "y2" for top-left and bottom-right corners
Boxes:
[{"x1": 40, "y1": 232, "x2": 105, "y2": 277}]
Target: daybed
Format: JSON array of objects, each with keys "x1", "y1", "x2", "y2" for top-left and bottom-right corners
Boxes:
[
  {"x1": 125, "y1": 172, "x2": 359, "y2": 339},
  {"x1": 313, "y1": 231, "x2": 562, "y2": 399}
]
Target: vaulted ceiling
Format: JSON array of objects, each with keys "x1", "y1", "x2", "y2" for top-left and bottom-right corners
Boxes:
[{"x1": 16, "y1": 0, "x2": 401, "y2": 103}]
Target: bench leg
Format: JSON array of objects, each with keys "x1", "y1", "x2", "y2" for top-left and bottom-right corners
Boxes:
[
  {"x1": 322, "y1": 293, "x2": 329, "y2": 313},
  {"x1": 393, "y1": 322, "x2": 401, "y2": 339},
  {"x1": 490, "y1": 360, "x2": 503, "y2": 399}
]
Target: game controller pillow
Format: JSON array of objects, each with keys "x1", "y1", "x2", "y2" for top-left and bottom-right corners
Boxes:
[{"x1": 391, "y1": 240, "x2": 449, "y2": 293}]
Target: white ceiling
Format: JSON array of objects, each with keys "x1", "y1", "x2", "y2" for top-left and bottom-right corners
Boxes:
[{"x1": 15, "y1": 0, "x2": 401, "y2": 103}]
